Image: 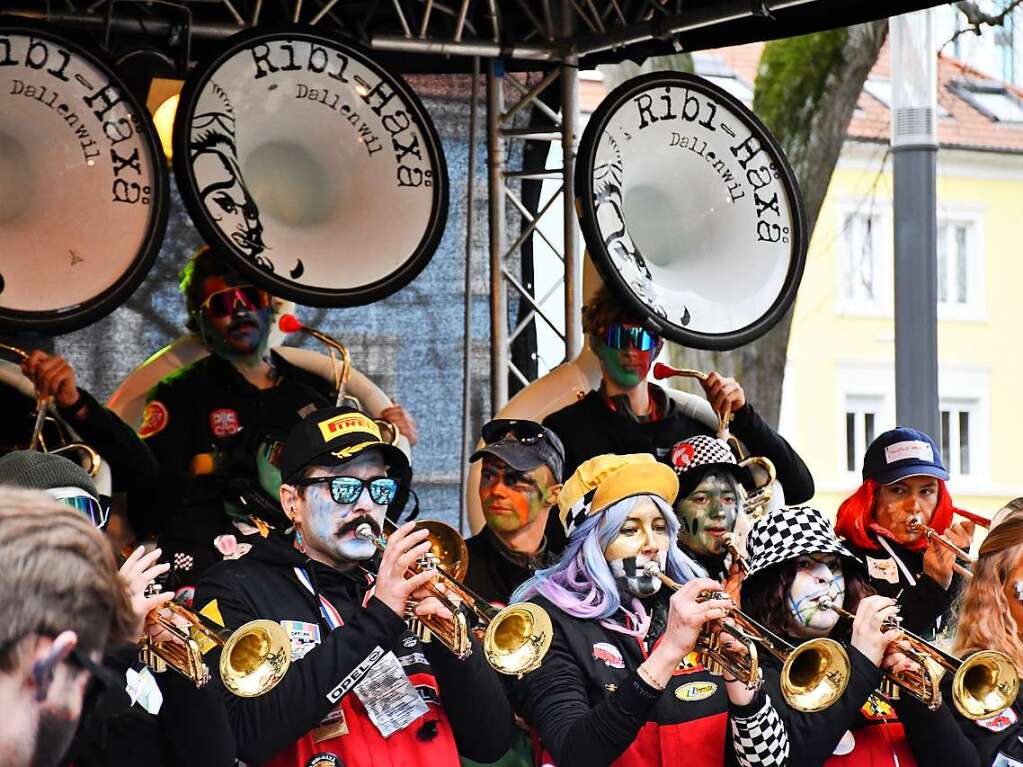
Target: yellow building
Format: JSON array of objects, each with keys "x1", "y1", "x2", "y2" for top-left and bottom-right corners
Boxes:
[{"x1": 774, "y1": 48, "x2": 1023, "y2": 520}]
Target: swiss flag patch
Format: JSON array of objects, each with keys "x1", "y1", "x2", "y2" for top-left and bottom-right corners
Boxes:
[{"x1": 209, "y1": 408, "x2": 241, "y2": 438}]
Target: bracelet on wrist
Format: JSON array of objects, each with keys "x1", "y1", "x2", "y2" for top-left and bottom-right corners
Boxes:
[{"x1": 637, "y1": 665, "x2": 666, "y2": 691}]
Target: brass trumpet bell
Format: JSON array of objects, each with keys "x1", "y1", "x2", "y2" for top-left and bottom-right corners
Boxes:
[
  {"x1": 953, "y1": 650, "x2": 1021, "y2": 721},
  {"x1": 781, "y1": 638, "x2": 851, "y2": 712},
  {"x1": 484, "y1": 603, "x2": 554, "y2": 678},
  {"x1": 417, "y1": 520, "x2": 470, "y2": 582},
  {"x1": 140, "y1": 603, "x2": 291, "y2": 697}
]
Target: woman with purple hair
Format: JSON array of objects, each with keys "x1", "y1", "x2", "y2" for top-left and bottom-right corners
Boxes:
[{"x1": 507, "y1": 453, "x2": 788, "y2": 767}]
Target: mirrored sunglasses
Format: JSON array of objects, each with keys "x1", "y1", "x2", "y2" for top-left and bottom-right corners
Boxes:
[
  {"x1": 200, "y1": 285, "x2": 271, "y2": 318},
  {"x1": 481, "y1": 419, "x2": 546, "y2": 446},
  {"x1": 602, "y1": 323, "x2": 659, "y2": 352},
  {"x1": 297, "y1": 476, "x2": 399, "y2": 506},
  {"x1": 52, "y1": 492, "x2": 108, "y2": 529}
]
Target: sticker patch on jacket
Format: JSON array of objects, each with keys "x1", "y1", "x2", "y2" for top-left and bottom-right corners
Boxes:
[
  {"x1": 592, "y1": 642, "x2": 625, "y2": 669},
  {"x1": 281, "y1": 620, "x2": 321, "y2": 661},
  {"x1": 305, "y1": 754, "x2": 343, "y2": 767},
  {"x1": 139, "y1": 401, "x2": 169, "y2": 438},
  {"x1": 978, "y1": 708, "x2": 1019, "y2": 732},
  {"x1": 994, "y1": 754, "x2": 1023, "y2": 767},
  {"x1": 327, "y1": 646, "x2": 385, "y2": 703},
  {"x1": 209, "y1": 408, "x2": 241, "y2": 438},
  {"x1": 866, "y1": 556, "x2": 900, "y2": 584},
  {"x1": 861, "y1": 696, "x2": 895, "y2": 720},
  {"x1": 675, "y1": 681, "x2": 717, "y2": 702}
]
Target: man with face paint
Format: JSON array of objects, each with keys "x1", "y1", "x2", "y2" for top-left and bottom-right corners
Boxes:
[
  {"x1": 835, "y1": 427, "x2": 975, "y2": 638},
  {"x1": 193, "y1": 407, "x2": 513, "y2": 767},
  {"x1": 137, "y1": 246, "x2": 416, "y2": 586},
  {"x1": 0, "y1": 488, "x2": 136, "y2": 767},
  {"x1": 668, "y1": 436, "x2": 755, "y2": 586},
  {"x1": 465, "y1": 419, "x2": 565, "y2": 606},
  {"x1": 742, "y1": 505, "x2": 969, "y2": 766},
  {"x1": 509, "y1": 453, "x2": 791, "y2": 767},
  {"x1": 543, "y1": 285, "x2": 814, "y2": 550}
]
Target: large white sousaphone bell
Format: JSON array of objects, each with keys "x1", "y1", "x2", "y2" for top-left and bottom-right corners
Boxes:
[
  {"x1": 172, "y1": 29, "x2": 449, "y2": 307},
  {"x1": 576, "y1": 71, "x2": 807, "y2": 350},
  {"x1": 0, "y1": 21, "x2": 168, "y2": 334}
]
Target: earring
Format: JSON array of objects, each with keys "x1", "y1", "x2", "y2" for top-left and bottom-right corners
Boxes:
[{"x1": 295, "y1": 527, "x2": 305, "y2": 553}]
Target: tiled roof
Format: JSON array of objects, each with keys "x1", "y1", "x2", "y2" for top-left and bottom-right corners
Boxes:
[{"x1": 581, "y1": 43, "x2": 1023, "y2": 154}]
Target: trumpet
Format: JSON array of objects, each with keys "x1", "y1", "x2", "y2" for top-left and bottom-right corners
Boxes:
[
  {"x1": 1, "y1": 342, "x2": 103, "y2": 477},
  {"x1": 643, "y1": 563, "x2": 851, "y2": 711},
  {"x1": 357, "y1": 520, "x2": 553, "y2": 676},
  {"x1": 817, "y1": 598, "x2": 1019, "y2": 720},
  {"x1": 140, "y1": 602, "x2": 291, "y2": 697},
  {"x1": 277, "y1": 315, "x2": 400, "y2": 445},
  {"x1": 906, "y1": 515, "x2": 977, "y2": 580},
  {"x1": 357, "y1": 522, "x2": 475, "y2": 659}
]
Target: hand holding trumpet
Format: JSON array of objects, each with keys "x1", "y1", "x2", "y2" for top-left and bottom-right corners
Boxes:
[{"x1": 371, "y1": 521, "x2": 453, "y2": 623}]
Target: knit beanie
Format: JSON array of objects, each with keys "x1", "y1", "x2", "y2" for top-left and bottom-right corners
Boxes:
[{"x1": 0, "y1": 450, "x2": 98, "y2": 497}]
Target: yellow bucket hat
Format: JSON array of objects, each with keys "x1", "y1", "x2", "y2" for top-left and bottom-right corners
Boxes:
[{"x1": 558, "y1": 453, "x2": 679, "y2": 536}]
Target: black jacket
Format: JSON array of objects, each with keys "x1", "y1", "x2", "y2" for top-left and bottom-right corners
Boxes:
[
  {"x1": 543, "y1": 386, "x2": 814, "y2": 505},
  {"x1": 464, "y1": 525, "x2": 553, "y2": 606},
  {"x1": 896, "y1": 671, "x2": 1021, "y2": 766},
  {"x1": 193, "y1": 535, "x2": 513, "y2": 766},
  {"x1": 509, "y1": 593, "x2": 788, "y2": 767},
  {"x1": 141, "y1": 350, "x2": 334, "y2": 543},
  {"x1": 844, "y1": 538, "x2": 962, "y2": 639}
]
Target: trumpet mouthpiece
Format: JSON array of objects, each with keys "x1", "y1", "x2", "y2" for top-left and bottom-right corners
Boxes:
[
  {"x1": 278, "y1": 314, "x2": 305, "y2": 333},
  {"x1": 652, "y1": 362, "x2": 674, "y2": 380},
  {"x1": 355, "y1": 523, "x2": 376, "y2": 541}
]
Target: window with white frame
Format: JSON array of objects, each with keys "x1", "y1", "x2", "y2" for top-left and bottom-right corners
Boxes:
[
  {"x1": 844, "y1": 395, "x2": 884, "y2": 473},
  {"x1": 939, "y1": 400, "x2": 978, "y2": 478},
  {"x1": 839, "y1": 212, "x2": 883, "y2": 311},
  {"x1": 935, "y1": 216, "x2": 985, "y2": 318}
]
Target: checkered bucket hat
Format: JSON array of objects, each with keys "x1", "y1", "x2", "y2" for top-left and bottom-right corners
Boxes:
[{"x1": 745, "y1": 505, "x2": 860, "y2": 578}]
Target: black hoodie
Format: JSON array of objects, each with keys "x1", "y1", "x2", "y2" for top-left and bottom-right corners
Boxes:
[{"x1": 193, "y1": 534, "x2": 514, "y2": 766}]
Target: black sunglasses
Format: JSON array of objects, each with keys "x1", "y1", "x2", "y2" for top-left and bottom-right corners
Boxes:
[{"x1": 481, "y1": 419, "x2": 546, "y2": 446}]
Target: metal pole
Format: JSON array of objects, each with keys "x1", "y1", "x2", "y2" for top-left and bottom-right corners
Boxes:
[
  {"x1": 459, "y1": 57, "x2": 481, "y2": 533},
  {"x1": 891, "y1": 10, "x2": 940, "y2": 437},
  {"x1": 560, "y1": 2, "x2": 583, "y2": 361},
  {"x1": 487, "y1": 61, "x2": 508, "y2": 412}
]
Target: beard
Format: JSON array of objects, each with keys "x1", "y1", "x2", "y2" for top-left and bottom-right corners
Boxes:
[{"x1": 29, "y1": 707, "x2": 80, "y2": 767}]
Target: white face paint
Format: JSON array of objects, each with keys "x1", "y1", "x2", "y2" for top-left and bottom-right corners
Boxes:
[
  {"x1": 787, "y1": 553, "x2": 845, "y2": 638},
  {"x1": 603, "y1": 498, "x2": 672, "y2": 598},
  {"x1": 608, "y1": 550, "x2": 669, "y2": 597},
  {"x1": 295, "y1": 451, "x2": 389, "y2": 566}
]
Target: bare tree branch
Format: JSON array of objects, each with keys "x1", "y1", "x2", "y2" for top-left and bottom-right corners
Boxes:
[{"x1": 944, "y1": 0, "x2": 1023, "y2": 50}]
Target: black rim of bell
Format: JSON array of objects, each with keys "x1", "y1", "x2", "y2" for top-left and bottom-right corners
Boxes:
[
  {"x1": 575, "y1": 70, "x2": 807, "y2": 351},
  {"x1": 0, "y1": 20, "x2": 169, "y2": 336},
  {"x1": 172, "y1": 27, "x2": 449, "y2": 308}
]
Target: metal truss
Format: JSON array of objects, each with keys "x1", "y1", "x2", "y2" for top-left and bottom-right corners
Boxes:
[
  {"x1": 486, "y1": 56, "x2": 582, "y2": 410},
  {"x1": 8, "y1": 0, "x2": 818, "y2": 64}
]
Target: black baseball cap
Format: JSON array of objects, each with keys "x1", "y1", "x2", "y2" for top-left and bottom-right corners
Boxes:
[
  {"x1": 470, "y1": 419, "x2": 565, "y2": 483},
  {"x1": 278, "y1": 406, "x2": 410, "y2": 483},
  {"x1": 862, "y1": 427, "x2": 949, "y2": 485}
]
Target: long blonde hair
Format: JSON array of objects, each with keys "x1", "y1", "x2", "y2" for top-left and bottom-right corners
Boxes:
[{"x1": 954, "y1": 512, "x2": 1023, "y2": 674}]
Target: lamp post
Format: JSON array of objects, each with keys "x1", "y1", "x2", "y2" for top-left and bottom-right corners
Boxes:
[{"x1": 891, "y1": 9, "x2": 940, "y2": 437}]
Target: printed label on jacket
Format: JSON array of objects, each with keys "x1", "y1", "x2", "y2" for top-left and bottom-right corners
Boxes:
[
  {"x1": 994, "y1": 753, "x2": 1023, "y2": 767},
  {"x1": 139, "y1": 400, "x2": 169, "y2": 438},
  {"x1": 353, "y1": 650, "x2": 429, "y2": 737},
  {"x1": 978, "y1": 708, "x2": 1018, "y2": 733},
  {"x1": 866, "y1": 556, "x2": 900, "y2": 584},
  {"x1": 675, "y1": 681, "x2": 717, "y2": 702},
  {"x1": 281, "y1": 620, "x2": 322, "y2": 661},
  {"x1": 326, "y1": 646, "x2": 385, "y2": 703},
  {"x1": 592, "y1": 642, "x2": 625, "y2": 669},
  {"x1": 305, "y1": 754, "x2": 343, "y2": 767},
  {"x1": 209, "y1": 408, "x2": 241, "y2": 438}
]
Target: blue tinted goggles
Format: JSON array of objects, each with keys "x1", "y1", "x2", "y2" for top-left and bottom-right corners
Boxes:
[
  {"x1": 602, "y1": 324, "x2": 659, "y2": 352},
  {"x1": 52, "y1": 491, "x2": 108, "y2": 529}
]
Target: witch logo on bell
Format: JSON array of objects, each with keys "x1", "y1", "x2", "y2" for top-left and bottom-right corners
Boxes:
[{"x1": 190, "y1": 81, "x2": 272, "y2": 269}]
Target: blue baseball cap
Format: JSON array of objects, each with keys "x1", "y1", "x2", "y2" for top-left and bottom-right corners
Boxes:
[{"x1": 861, "y1": 427, "x2": 949, "y2": 485}]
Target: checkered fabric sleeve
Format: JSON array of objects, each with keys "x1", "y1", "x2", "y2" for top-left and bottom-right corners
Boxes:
[{"x1": 730, "y1": 694, "x2": 789, "y2": 767}]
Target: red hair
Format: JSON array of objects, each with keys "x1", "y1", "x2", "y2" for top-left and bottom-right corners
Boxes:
[{"x1": 834, "y1": 478, "x2": 955, "y2": 552}]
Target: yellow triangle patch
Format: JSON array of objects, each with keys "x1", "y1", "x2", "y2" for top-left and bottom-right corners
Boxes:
[{"x1": 199, "y1": 599, "x2": 225, "y2": 627}]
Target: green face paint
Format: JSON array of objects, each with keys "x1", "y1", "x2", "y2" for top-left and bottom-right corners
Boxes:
[
  {"x1": 594, "y1": 338, "x2": 652, "y2": 387},
  {"x1": 675, "y1": 472, "x2": 739, "y2": 557},
  {"x1": 479, "y1": 460, "x2": 548, "y2": 533}
]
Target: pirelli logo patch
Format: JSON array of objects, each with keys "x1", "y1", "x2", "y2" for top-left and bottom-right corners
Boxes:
[
  {"x1": 326, "y1": 645, "x2": 385, "y2": 703},
  {"x1": 317, "y1": 412, "x2": 380, "y2": 443}
]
